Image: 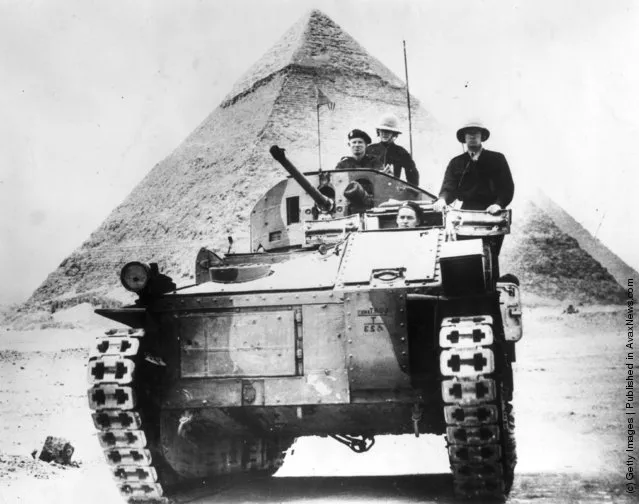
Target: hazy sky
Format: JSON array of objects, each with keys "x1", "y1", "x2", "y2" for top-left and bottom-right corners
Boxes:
[{"x1": 1, "y1": 0, "x2": 637, "y2": 305}]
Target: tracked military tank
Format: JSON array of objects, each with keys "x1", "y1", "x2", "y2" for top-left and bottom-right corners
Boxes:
[{"x1": 87, "y1": 145, "x2": 522, "y2": 502}]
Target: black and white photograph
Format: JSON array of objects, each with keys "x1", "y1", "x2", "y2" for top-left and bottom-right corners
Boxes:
[{"x1": 0, "y1": 1, "x2": 637, "y2": 503}]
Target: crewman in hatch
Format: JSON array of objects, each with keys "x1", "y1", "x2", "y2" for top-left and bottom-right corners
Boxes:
[
  {"x1": 396, "y1": 201, "x2": 423, "y2": 228},
  {"x1": 335, "y1": 129, "x2": 383, "y2": 170}
]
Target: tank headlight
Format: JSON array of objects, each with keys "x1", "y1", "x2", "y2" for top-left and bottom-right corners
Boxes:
[{"x1": 120, "y1": 262, "x2": 151, "y2": 292}]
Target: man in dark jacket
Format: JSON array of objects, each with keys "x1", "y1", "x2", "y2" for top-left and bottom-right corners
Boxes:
[
  {"x1": 366, "y1": 113, "x2": 419, "y2": 185},
  {"x1": 433, "y1": 122, "x2": 514, "y2": 214},
  {"x1": 335, "y1": 129, "x2": 383, "y2": 169},
  {"x1": 434, "y1": 121, "x2": 515, "y2": 281}
]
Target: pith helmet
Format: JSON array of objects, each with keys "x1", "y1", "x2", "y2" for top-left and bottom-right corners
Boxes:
[
  {"x1": 376, "y1": 113, "x2": 402, "y2": 134},
  {"x1": 456, "y1": 121, "x2": 490, "y2": 143},
  {"x1": 347, "y1": 129, "x2": 372, "y2": 144}
]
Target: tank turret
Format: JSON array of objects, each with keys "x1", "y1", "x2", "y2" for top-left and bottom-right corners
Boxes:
[{"x1": 250, "y1": 148, "x2": 437, "y2": 251}]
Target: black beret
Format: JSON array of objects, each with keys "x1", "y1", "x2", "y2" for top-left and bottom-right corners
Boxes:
[{"x1": 347, "y1": 129, "x2": 372, "y2": 144}]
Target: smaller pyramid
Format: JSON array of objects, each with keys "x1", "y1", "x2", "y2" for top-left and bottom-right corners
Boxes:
[{"x1": 500, "y1": 192, "x2": 630, "y2": 304}]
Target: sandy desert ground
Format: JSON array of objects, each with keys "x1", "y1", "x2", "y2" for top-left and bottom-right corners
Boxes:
[{"x1": 0, "y1": 302, "x2": 635, "y2": 503}]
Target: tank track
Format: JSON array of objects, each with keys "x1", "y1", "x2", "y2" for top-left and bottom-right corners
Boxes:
[
  {"x1": 439, "y1": 315, "x2": 516, "y2": 500},
  {"x1": 87, "y1": 328, "x2": 294, "y2": 503},
  {"x1": 87, "y1": 328, "x2": 170, "y2": 503}
]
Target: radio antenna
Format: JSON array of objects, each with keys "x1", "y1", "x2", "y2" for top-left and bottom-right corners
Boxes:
[{"x1": 403, "y1": 40, "x2": 413, "y2": 157}]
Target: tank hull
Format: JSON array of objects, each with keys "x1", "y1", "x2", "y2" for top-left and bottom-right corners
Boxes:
[{"x1": 87, "y1": 168, "x2": 521, "y2": 502}]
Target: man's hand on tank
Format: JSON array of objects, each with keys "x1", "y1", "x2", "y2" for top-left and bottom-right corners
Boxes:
[
  {"x1": 382, "y1": 164, "x2": 393, "y2": 174},
  {"x1": 432, "y1": 198, "x2": 448, "y2": 212},
  {"x1": 486, "y1": 204, "x2": 502, "y2": 215}
]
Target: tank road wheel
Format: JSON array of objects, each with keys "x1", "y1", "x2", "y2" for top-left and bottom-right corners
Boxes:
[
  {"x1": 439, "y1": 315, "x2": 517, "y2": 500},
  {"x1": 159, "y1": 410, "x2": 293, "y2": 479},
  {"x1": 87, "y1": 328, "x2": 179, "y2": 503}
]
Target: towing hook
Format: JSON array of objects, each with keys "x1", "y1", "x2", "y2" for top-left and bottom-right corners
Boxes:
[
  {"x1": 412, "y1": 403, "x2": 423, "y2": 437},
  {"x1": 177, "y1": 410, "x2": 194, "y2": 438}
]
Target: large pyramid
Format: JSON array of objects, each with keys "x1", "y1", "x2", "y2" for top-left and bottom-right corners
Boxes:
[
  {"x1": 25, "y1": 9, "x2": 631, "y2": 313},
  {"x1": 27, "y1": 9, "x2": 441, "y2": 309}
]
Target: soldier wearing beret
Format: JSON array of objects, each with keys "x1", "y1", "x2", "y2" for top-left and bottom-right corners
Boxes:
[{"x1": 335, "y1": 129, "x2": 383, "y2": 170}]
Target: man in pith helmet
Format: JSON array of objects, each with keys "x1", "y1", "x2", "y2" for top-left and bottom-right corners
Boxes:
[
  {"x1": 433, "y1": 121, "x2": 514, "y2": 214},
  {"x1": 434, "y1": 121, "x2": 516, "y2": 283},
  {"x1": 335, "y1": 129, "x2": 383, "y2": 169},
  {"x1": 366, "y1": 113, "x2": 420, "y2": 185}
]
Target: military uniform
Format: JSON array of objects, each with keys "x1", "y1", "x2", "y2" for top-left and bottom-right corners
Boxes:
[
  {"x1": 366, "y1": 142, "x2": 419, "y2": 185},
  {"x1": 335, "y1": 154, "x2": 383, "y2": 170}
]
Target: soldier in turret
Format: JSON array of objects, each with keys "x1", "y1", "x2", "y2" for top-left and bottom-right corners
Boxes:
[
  {"x1": 366, "y1": 113, "x2": 419, "y2": 186},
  {"x1": 335, "y1": 129, "x2": 383, "y2": 170}
]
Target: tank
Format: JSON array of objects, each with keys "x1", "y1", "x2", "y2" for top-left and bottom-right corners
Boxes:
[{"x1": 87, "y1": 145, "x2": 523, "y2": 502}]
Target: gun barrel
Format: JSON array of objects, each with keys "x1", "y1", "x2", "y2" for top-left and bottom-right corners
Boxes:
[{"x1": 269, "y1": 145, "x2": 334, "y2": 212}]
